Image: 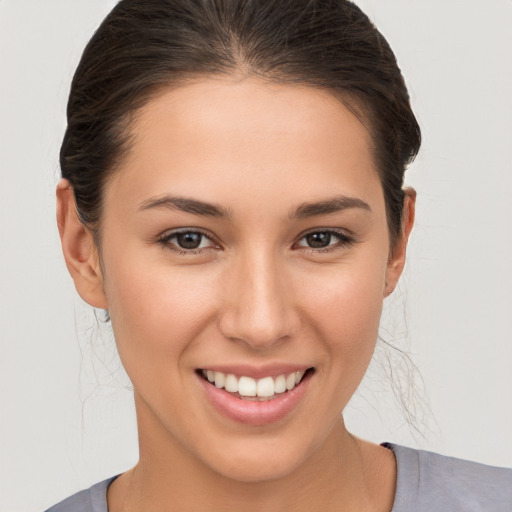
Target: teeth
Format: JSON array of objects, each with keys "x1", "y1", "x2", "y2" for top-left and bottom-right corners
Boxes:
[
  {"x1": 274, "y1": 374, "x2": 286, "y2": 393},
  {"x1": 214, "y1": 371, "x2": 225, "y2": 388},
  {"x1": 285, "y1": 373, "x2": 296, "y2": 390},
  {"x1": 201, "y1": 369, "x2": 308, "y2": 397},
  {"x1": 224, "y1": 374, "x2": 238, "y2": 393},
  {"x1": 238, "y1": 376, "x2": 257, "y2": 396},
  {"x1": 256, "y1": 376, "x2": 274, "y2": 397}
]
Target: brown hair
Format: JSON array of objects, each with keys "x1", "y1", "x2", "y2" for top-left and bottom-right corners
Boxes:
[{"x1": 61, "y1": 0, "x2": 421, "y2": 245}]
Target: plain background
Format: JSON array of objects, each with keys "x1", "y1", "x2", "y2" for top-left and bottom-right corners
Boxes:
[{"x1": 1, "y1": 1, "x2": 511, "y2": 510}]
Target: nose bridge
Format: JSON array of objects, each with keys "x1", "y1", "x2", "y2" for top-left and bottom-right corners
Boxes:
[{"x1": 219, "y1": 244, "x2": 297, "y2": 348}]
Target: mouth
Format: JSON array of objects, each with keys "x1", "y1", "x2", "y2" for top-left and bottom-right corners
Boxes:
[
  {"x1": 196, "y1": 366, "x2": 314, "y2": 425},
  {"x1": 197, "y1": 368, "x2": 314, "y2": 401}
]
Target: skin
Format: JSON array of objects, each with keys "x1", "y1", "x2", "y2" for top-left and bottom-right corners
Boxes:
[{"x1": 57, "y1": 77, "x2": 415, "y2": 512}]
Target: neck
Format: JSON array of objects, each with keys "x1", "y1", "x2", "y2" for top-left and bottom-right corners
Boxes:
[{"x1": 108, "y1": 396, "x2": 395, "y2": 512}]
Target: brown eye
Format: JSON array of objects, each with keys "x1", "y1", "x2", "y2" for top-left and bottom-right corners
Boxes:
[
  {"x1": 176, "y1": 232, "x2": 203, "y2": 249},
  {"x1": 159, "y1": 230, "x2": 215, "y2": 253},
  {"x1": 305, "y1": 232, "x2": 332, "y2": 248},
  {"x1": 296, "y1": 230, "x2": 354, "y2": 251}
]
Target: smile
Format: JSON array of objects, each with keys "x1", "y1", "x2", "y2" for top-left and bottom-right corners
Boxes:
[
  {"x1": 200, "y1": 369, "x2": 308, "y2": 400},
  {"x1": 197, "y1": 367, "x2": 314, "y2": 425}
]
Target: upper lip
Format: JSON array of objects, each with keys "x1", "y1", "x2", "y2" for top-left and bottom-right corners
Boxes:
[{"x1": 196, "y1": 363, "x2": 313, "y2": 379}]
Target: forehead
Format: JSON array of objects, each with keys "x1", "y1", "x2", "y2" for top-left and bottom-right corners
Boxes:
[{"x1": 106, "y1": 77, "x2": 383, "y2": 215}]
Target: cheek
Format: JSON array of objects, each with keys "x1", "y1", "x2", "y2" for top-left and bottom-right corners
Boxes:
[
  {"x1": 307, "y1": 256, "x2": 385, "y2": 324},
  {"x1": 102, "y1": 250, "x2": 219, "y2": 368},
  {"x1": 301, "y1": 255, "x2": 387, "y2": 371},
  {"x1": 302, "y1": 269, "x2": 385, "y2": 417}
]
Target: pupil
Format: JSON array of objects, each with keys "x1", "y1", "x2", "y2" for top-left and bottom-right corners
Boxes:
[
  {"x1": 177, "y1": 232, "x2": 202, "y2": 249},
  {"x1": 307, "y1": 232, "x2": 331, "y2": 248}
]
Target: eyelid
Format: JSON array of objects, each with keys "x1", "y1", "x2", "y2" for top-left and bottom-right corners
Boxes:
[
  {"x1": 158, "y1": 227, "x2": 220, "y2": 254},
  {"x1": 294, "y1": 228, "x2": 355, "y2": 252},
  {"x1": 156, "y1": 227, "x2": 355, "y2": 255},
  {"x1": 298, "y1": 226, "x2": 354, "y2": 238}
]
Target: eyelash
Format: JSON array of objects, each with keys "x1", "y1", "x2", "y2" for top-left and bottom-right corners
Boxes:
[
  {"x1": 297, "y1": 229, "x2": 355, "y2": 253},
  {"x1": 157, "y1": 228, "x2": 355, "y2": 255},
  {"x1": 158, "y1": 228, "x2": 216, "y2": 255}
]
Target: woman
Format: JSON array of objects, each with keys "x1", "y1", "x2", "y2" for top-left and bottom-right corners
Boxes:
[{"x1": 44, "y1": 0, "x2": 511, "y2": 510}]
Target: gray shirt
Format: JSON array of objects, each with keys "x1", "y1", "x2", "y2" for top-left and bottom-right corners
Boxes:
[{"x1": 45, "y1": 443, "x2": 512, "y2": 511}]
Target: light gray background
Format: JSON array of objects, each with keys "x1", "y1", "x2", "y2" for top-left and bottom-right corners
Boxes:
[{"x1": 1, "y1": 1, "x2": 511, "y2": 510}]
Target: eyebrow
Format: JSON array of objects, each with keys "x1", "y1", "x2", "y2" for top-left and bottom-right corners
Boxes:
[
  {"x1": 290, "y1": 195, "x2": 371, "y2": 219},
  {"x1": 138, "y1": 194, "x2": 371, "y2": 219},
  {"x1": 139, "y1": 195, "x2": 231, "y2": 217}
]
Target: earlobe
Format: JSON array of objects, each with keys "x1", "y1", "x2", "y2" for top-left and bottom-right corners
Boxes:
[
  {"x1": 56, "y1": 179, "x2": 108, "y2": 309},
  {"x1": 384, "y1": 188, "x2": 416, "y2": 297}
]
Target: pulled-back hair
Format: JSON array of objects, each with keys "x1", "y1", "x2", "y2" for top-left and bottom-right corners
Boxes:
[{"x1": 61, "y1": 0, "x2": 421, "y2": 245}]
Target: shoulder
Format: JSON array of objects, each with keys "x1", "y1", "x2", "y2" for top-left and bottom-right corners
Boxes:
[
  {"x1": 44, "y1": 477, "x2": 115, "y2": 512},
  {"x1": 384, "y1": 443, "x2": 512, "y2": 512}
]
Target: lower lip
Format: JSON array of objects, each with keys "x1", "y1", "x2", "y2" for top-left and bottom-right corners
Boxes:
[{"x1": 198, "y1": 372, "x2": 312, "y2": 426}]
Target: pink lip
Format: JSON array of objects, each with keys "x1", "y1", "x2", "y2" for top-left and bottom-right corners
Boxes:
[{"x1": 197, "y1": 369, "x2": 313, "y2": 426}]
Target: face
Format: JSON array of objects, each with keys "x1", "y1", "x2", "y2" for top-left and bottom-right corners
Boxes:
[{"x1": 61, "y1": 77, "x2": 412, "y2": 482}]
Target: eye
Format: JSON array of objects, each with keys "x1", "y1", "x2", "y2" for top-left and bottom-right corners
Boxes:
[
  {"x1": 296, "y1": 229, "x2": 354, "y2": 251},
  {"x1": 158, "y1": 229, "x2": 216, "y2": 254}
]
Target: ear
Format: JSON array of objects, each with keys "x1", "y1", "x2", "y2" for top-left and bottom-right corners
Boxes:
[
  {"x1": 384, "y1": 188, "x2": 416, "y2": 297},
  {"x1": 56, "y1": 179, "x2": 108, "y2": 309}
]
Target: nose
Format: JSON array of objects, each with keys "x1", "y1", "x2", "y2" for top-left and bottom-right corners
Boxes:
[{"x1": 217, "y1": 247, "x2": 299, "y2": 350}]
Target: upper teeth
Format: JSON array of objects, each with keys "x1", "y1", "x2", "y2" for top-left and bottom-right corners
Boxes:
[{"x1": 203, "y1": 370, "x2": 306, "y2": 397}]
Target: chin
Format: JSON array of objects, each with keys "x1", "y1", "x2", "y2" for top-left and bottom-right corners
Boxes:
[
  {"x1": 197, "y1": 433, "x2": 319, "y2": 483},
  {"x1": 211, "y1": 453, "x2": 304, "y2": 483}
]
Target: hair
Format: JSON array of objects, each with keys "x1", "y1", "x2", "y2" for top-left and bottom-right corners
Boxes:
[{"x1": 61, "y1": 0, "x2": 421, "y2": 247}]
